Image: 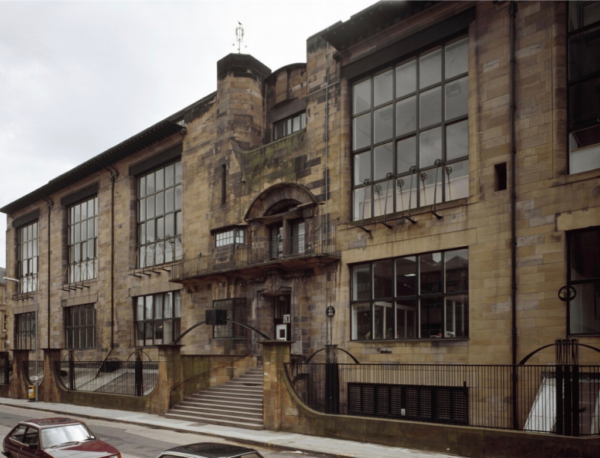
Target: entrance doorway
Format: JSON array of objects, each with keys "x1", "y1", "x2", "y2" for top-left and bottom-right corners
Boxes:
[{"x1": 274, "y1": 295, "x2": 291, "y2": 341}]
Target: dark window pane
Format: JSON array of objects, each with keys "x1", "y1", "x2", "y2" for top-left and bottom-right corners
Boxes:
[
  {"x1": 396, "y1": 59, "x2": 416, "y2": 98},
  {"x1": 568, "y1": 25, "x2": 600, "y2": 81},
  {"x1": 353, "y1": 113, "x2": 372, "y2": 151},
  {"x1": 352, "y1": 303, "x2": 372, "y2": 340},
  {"x1": 374, "y1": 69, "x2": 393, "y2": 106},
  {"x1": 420, "y1": 252, "x2": 443, "y2": 294},
  {"x1": 374, "y1": 105, "x2": 393, "y2": 143},
  {"x1": 420, "y1": 127, "x2": 442, "y2": 169},
  {"x1": 421, "y1": 297, "x2": 443, "y2": 338},
  {"x1": 353, "y1": 264, "x2": 371, "y2": 301},
  {"x1": 445, "y1": 76, "x2": 468, "y2": 120},
  {"x1": 445, "y1": 249, "x2": 468, "y2": 292},
  {"x1": 420, "y1": 86, "x2": 442, "y2": 128},
  {"x1": 396, "y1": 256, "x2": 417, "y2": 297},
  {"x1": 354, "y1": 151, "x2": 372, "y2": 185},
  {"x1": 445, "y1": 37, "x2": 468, "y2": 79},
  {"x1": 396, "y1": 96, "x2": 416, "y2": 136},
  {"x1": 397, "y1": 136, "x2": 416, "y2": 175},
  {"x1": 447, "y1": 120, "x2": 469, "y2": 160},
  {"x1": 354, "y1": 79, "x2": 371, "y2": 114},
  {"x1": 569, "y1": 77, "x2": 600, "y2": 128},
  {"x1": 374, "y1": 301, "x2": 394, "y2": 340},
  {"x1": 374, "y1": 143, "x2": 394, "y2": 181},
  {"x1": 570, "y1": 228, "x2": 600, "y2": 281},
  {"x1": 419, "y1": 48, "x2": 441, "y2": 88},
  {"x1": 373, "y1": 260, "x2": 394, "y2": 298},
  {"x1": 396, "y1": 300, "x2": 417, "y2": 339}
]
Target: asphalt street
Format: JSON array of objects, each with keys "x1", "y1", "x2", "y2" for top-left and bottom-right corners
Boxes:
[{"x1": 0, "y1": 405, "x2": 321, "y2": 458}]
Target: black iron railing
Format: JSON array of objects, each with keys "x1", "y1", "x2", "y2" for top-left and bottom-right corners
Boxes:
[
  {"x1": 285, "y1": 363, "x2": 600, "y2": 436},
  {"x1": 171, "y1": 220, "x2": 338, "y2": 281},
  {"x1": 55, "y1": 360, "x2": 158, "y2": 396},
  {"x1": 24, "y1": 361, "x2": 43, "y2": 386},
  {"x1": 0, "y1": 352, "x2": 11, "y2": 384}
]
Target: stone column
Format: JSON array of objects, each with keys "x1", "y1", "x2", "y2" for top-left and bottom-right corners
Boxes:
[
  {"x1": 40, "y1": 348, "x2": 62, "y2": 403},
  {"x1": 150, "y1": 344, "x2": 183, "y2": 416},
  {"x1": 9, "y1": 349, "x2": 29, "y2": 399},
  {"x1": 260, "y1": 340, "x2": 292, "y2": 431}
]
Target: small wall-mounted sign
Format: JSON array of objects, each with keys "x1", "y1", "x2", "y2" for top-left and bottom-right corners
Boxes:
[
  {"x1": 326, "y1": 305, "x2": 336, "y2": 317},
  {"x1": 283, "y1": 314, "x2": 291, "y2": 324}
]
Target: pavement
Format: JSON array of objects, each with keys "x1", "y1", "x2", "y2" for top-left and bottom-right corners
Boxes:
[{"x1": 0, "y1": 398, "x2": 457, "y2": 458}]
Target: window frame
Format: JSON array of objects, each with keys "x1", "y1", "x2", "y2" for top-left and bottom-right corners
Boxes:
[
  {"x1": 567, "y1": 1, "x2": 600, "y2": 174},
  {"x1": 64, "y1": 304, "x2": 96, "y2": 350},
  {"x1": 67, "y1": 196, "x2": 98, "y2": 284},
  {"x1": 212, "y1": 298, "x2": 248, "y2": 339},
  {"x1": 17, "y1": 221, "x2": 39, "y2": 294},
  {"x1": 350, "y1": 249, "x2": 469, "y2": 341},
  {"x1": 567, "y1": 226, "x2": 600, "y2": 335},
  {"x1": 273, "y1": 111, "x2": 306, "y2": 141},
  {"x1": 351, "y1": 35, "x2": 469, "y2": 221},
  {"x1": 134, "y1": 291, "x2": 181, "y2": 346},
  {"x1": 214, "y1": 228, "x2": 245, "y2": 248},
  {"x1": 15, "y1": 312, "x2": 35, "y2": 350},
  {"x1": 136, "y1": 160, "x2": 183, "y2": 268}
]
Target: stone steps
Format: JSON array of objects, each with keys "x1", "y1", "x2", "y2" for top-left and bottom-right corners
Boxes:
[{"x1": 166, "y1": 367, "x2": 264, "y2": 430}]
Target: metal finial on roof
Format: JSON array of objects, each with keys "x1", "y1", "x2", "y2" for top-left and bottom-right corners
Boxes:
[{"x1": 233, "y1": 22, "x2": 246, "y2": 54}]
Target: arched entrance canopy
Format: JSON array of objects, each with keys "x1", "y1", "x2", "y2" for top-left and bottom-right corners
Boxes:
[{"x1": 244, "y1": 182, "x2": 318, "y2": 221}]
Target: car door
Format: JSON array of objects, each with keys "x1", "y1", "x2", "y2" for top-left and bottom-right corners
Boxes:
[
  {"x1": 4, "y1": 424, "x2": 27, "y2": 458},
  {"x1": 19, "y1": 427, "x2": 42, "y2": 458}
]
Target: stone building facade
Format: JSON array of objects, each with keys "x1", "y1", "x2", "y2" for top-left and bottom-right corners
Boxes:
[
  {"x1": 0, "y1": 269, "x2": 7, "y2": 352},
  {"x1": 1, "y1": 1, "x2": 599, "y2": 373}
]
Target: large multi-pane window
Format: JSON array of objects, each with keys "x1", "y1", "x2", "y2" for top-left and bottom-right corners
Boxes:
[
  {"x1": 68, "y1": 197, "x2": 98, "y2": 283},
  {"x1": 213, "y1": 298, "x2": 248, "y2": 339},
  {"x1": 17, "y1": 222, "x2": 38, "y2": 294},
  {"x1": 568, "y1": 1, "x2": 600, "y2": 174},
  {"x1": 15, "y1": 312, "x2": 35, "y2": 350},
  {"x1": 215, "y1": 228, "x2": 244, "y2": 248},
  {"x1": 352, "y1": 37, "x2": 469, "y2": 221},
  {"x1": 137, "y1": 161, "x2": 182, "y2": 267},
  {"x1": 64, "y1": 304, "x2": 96, "y2": 349},
  {"x1": 351, "y1": 249, "x2": 468, "y2": 340},
  {"x1": 568, "y1": 227, "x2": 600, "y2": 335},
  {"x1": 135, "y1": 291, "x2": 181, "y2": 346}
]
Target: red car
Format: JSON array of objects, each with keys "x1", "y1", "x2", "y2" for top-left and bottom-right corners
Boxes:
[{"x1": 2, "y1": 418, "x2": 120, "y2": 458}]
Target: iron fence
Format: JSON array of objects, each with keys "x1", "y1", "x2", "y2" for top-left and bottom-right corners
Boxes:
[
  {"x1": 0, "y1": 352, "x2": 11, "y2": 384},
  {"x1": 24, "y1": 361, "x2": 44, "y2": 386},
  {"x1": 55, "y1": 360, "x2": 158, "y2": 396},
  {"x1": 171, "y1": 220, "x2": 338, "y2": 281},
  {"x1": 285, "y1": 363, "x2": 600, "y2": 436}
]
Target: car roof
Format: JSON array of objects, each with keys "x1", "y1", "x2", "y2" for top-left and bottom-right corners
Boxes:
[
  {"x1": 20, "y1": 418, "x2": 83, "y2": 429},
  {"x1": 162, "y1": 443, "x2": 258, "y2": 458}
]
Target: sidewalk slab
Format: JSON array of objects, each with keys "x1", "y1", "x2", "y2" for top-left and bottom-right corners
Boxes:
[{"x1": 0, "y1": 398, "x2": 457, "y2": 458}]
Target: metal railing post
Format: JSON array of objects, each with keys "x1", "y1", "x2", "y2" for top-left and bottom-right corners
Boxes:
[
  {"x1": 135, "y1": 349, "x2": 143, "y2": 396},
  {"x1": 68, "y1": 350, "x2": 75, "y2": 390}
]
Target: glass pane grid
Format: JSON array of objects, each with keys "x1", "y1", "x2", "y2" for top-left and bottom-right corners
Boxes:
[
  {"x1": 352, "y1": 36, "x2": 469, "y2": 220},
  {"x1": 137, "y1": 160, "x2": 182, "y2": 267},
  {"x1": 68, "y1": 197, "x2": 98, "y2": 283},
  {"x1": 134, "y1": 291, "x2": 181, "y2": 346},
  {"x1": 64, "y1": 304, "x2": 96, "y2": 349},
  {"x1": 17, "y1": 222, "x2": 39, "y2": 294}
]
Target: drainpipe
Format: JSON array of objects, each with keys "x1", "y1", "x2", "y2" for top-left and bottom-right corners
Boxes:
[
  {"x1": 108, "y1": 168, "x2": 118, "y2": 349},
  {"x1": 42, "y1": 197, "x2": 53, "y2": 349},
  {"x1": 509, "y1": 0, "x2": 518, "y2": 430},
  {"x1": 325, "y1": 42, "x2": 331, "y2": 346}
]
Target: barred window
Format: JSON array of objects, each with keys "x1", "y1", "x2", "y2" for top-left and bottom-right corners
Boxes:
[
  {"x1": 68, "y1": 197, "x2": 98, "y2": 283},
  {"x1": 215, "y1": 228, "x2": 244, "y2": 247},
  {"x1": 273, "y1": 112, "x2": 306, "y2": 140},
  {"x1": 135, "y1": 291, "x2": 181, "y2": 346},
  {"x1": 352, "y1": 36, "x2": 469, "y2": 221},
  {"x1": 17, "y1": 221, "x2": 38, "y2": 294},
  {"x1": 65, "y1": 304, "x2": 96, "y2": 349},
  {"x1": 568, "y1": 1, "x2": 600, "y2": 174},
  {"x1": 15, "y1": 312, "x2": 35, "y2": 350},
  {"x1": 213, "y1": 298, "x2": 247, "y2": 339},
  {"x1": 351, "y1": 249, "x2": 468, "y2": 341},
  {"x1": 137, "y1": 161, "x2": 182, "y2": 267}
]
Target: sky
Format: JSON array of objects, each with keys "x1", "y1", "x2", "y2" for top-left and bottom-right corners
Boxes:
[{"x1": 0, "y1": 0, "x2": 377, "y2": 267}]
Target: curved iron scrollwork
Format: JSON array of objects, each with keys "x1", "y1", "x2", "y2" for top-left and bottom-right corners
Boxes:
[{"x1": 558, "y1": 285, "x2": 577, "y2": 302}]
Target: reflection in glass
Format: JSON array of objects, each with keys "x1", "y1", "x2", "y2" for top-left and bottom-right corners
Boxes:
[
  {"x1": 373, "y1": 180, "x2": 394, "y2": 217},
  {"x1": 353, "y1": 79, "x2": 371, "y2": 114},
  {"x1": 397, "y1": 136, "x2": 416, "y2": 175},
  {"x1": 421, "y1": 297, "x2": 443, "y2": 338},
  {"x1": 354, "y1": 151, "x2": 371, "y2": 185},
  {"x1": 396, "y1": 300, "x2": 417, "y2": 339},
  {"x1": 570, "y1": 228, "x2": 600, "y2": 281},
  {"x1": 420, "y1": 127, "x2": 442, "y2": 168},
  {"x1": 570, "y1": 283, "x2": 600, "y2": 334},
  {"x1": 352, "y1": 303, "x2": 372, "y2": 340},
  {"x1": 374, "y1": 69, "x2": 393, "y2": 106},
  {"x1": 396, "y1": 174, "x2": 417, "y2": 213},
  {"x1": 374, "y1": 143, "x2": 393, "y2": 181},
  {"x1": 373, "y1": 260, "x2": 394, "y2": 298},
  {"x1": 396, "y1": 256, "x2": 417, "y2": 296},
  {"x1": 374, "y1": 302, "x2": 394, "y2": 340},
  {"x1": 353, "y1": 113, "x2": 371, "y2": 151},
  {"x1": 421, "y1": 252, "x2": 442, "y2": 294},
  {"x1": 445, "y1": 76, "x2": 469, "y2": 120},
  {"x1": 396, "y1": 96, "x2": 416, "y2": 136},
  {"x1": 447, "y1": 120, "x2": 468, "y2": 160},
  {"x1": 374, "y1": 105, "x2": 393, "y2": 143},
  {"x1": 446, "y1": 160, "x2": 469, "y2": 201},
  {"x1": 420, "y1": 86, "x2": 442, "y2": 128},
  {"x1": 419, "y1": 169, "x2": 442, "y2": 207},
  {"x1": 446, "y1": 295, "x2": 469, "y2": 337},
  {"x1": 445, "y1": 38, "x2": 469, "y2": 79},
  {"x1": 353, "y1": 186, "x2": 372, "y2": 221},
  {"x1": 419, "y1": 48, "x2": 442, "y2": 88},
  {"x1": 396, "y1": 59, "x2": 417, "y2": 98},
  {"x1": 445, "y1": 249, "x2": 469, "y2": 292}
]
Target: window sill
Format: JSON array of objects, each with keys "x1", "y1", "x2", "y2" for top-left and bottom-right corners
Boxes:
[
  {"x1": 62, "y1": 278, "x2": 98, "y2": 290},
  {"x1": 346, "y1": 198, "x2": 468, "y2": 229},
  {"x1": 12, "y1": 292, "x2": 37, "y2": 301},
  {"x1": 130, "y1": 260, "x2": 182, "y2": 276},
  {"x1": 551, "y1": 167, "x2": 600, "y2": 187}
]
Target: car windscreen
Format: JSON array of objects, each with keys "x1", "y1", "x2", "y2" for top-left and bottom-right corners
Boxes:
[{"x1": 40, "y1": 424, "x2": 96, "y2": 449}]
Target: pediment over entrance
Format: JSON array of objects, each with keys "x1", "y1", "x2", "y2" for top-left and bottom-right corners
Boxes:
[{"x1": 244, "y1": 182, "x2": 318, "y2": 221}]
